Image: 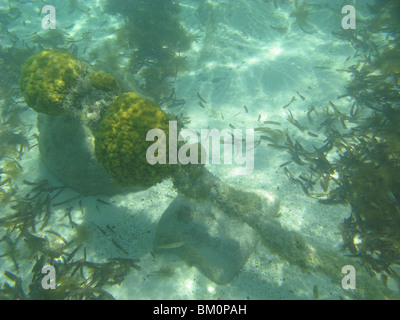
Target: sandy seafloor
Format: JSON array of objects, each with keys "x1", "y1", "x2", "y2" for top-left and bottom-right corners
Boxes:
[{"x1": 1, "y1": 0, "x2": 396, "y2": 299}]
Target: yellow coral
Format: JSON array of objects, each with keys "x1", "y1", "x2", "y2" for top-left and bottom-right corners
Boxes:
[
  {"x1": 19, "y1": 50, "x2": 82, "y2": 116},
  {"x1": 95, "y1": 92, "x2": 172, "y2": 187},
  {"x1": 90, "y1": 72, "x2": 120, "y2": 92}
]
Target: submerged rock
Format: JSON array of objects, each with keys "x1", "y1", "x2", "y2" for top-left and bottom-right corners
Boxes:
[
  {"x1": 154, "y1": 194, "x2": 259, "y2": 285},
  {"x1": 37, "y1": 113, "x2": 139, "y2": 195}
]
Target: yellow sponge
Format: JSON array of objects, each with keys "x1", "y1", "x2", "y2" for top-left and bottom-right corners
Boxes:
[
  {"x1": 95, "y1": 92, "x2": 171, "y2": 187},
  {"x1": 19, "y1": 50, "x2": 82, "y2": 116}
]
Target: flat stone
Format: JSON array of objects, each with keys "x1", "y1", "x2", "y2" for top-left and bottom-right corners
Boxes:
[{"x1": 154, "y1": 195, "x2": 258, "y2": 285}]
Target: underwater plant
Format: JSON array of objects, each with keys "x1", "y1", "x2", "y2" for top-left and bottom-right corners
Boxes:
[
  {"x1": 106, "y1": 0, "x2": 193, "y2": 102},
  {"x1": 0, "y1": 177, "x2": 141, "y2": 300},
  {"x1": 370, "y1": 45, "x2": 400, "y2": 76},
  {"x1": 366, "y1": 0, "x2": 400, "y2": 34},
  {"x1": 281, "y1": 24, "x2": 400, "y2": 280},
  {"x1": 290, "y1": 0, "x2": 313, "y2": 34}
]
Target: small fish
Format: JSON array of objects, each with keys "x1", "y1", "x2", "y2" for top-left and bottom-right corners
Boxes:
[
  {"x1": 66, "y1": 244, "x2": 83, "y2": 262},
  {"x1": 269, "y1": 24, "x2": 287, "y2": 33},
  {"x1": 287, "y1": 110, "x2": 306, "y2": 132},
  {"x1": 244, "y1": 105, "x2": 248, "y2": 113},
  {"x1": 279, "y1": 160, "x2": 293, "y2": 167},
  {"x1": 108, "y1": 257, "x2": 141, "y2": 270},
  {"x1": 4, "y1": 271, "x2": 20, "y2": 282},
  {"x1": 66, "y1": 206, "x2": 77, "y2": 228},
  {"x1": 283, "y1": 167, "x2": 293, "y2": 179},
  {"x1": 96, "y1": 198, "x2": 111, "y2": 206},
  {"x1": 329, "y1": 100, "x2": 348, "y2": 129},
  {"x1": 81, "y1": 31, "x2": 92, "y2": 38},
  {"x1": 157, "y1": 241, "x2": 185, "y2": 249},
  {"x1": 266, "y1": 142, "x2": 288, "y2": 149},
  {"x1": 91, "y1": 222, "x2": 106, "y2": 235},
  {"x1": 9, "y1": 159, "x2": 22, "y2": 170},
  {"x1": 229, "y1": 123, "x2": 236, "y2": 129},
  {"x1": 297, "y1": 179, "x2": 310, "y2": 196},
  {"x1": 199, "y1": 101, "x2": 205, "y2": 109},
  {"x1": 30, "y1": 180, "x2": 49, "y2": 193},
  {"x1": 46, "y1": 230, "x2": 68, "y2": 245},
  {"x1": 339, "y1": 117, "x2": 348, "y2": 130},
  {"x1": 29, "y1": 143, "x2": 38, "y2": 150},
  {"x1": 282, "y1": 96, "x2": 297, "y2": 109},
  {"x1": 307, "y1": 131, "x2": 319, "y2": 138},
  {"x1": 111, "y1": 239, "x2": 129, "y2": 255},
  {"x1": 350, "y1": 102, "x2": 359, "y2": 117},
  {"x1": 52, "y1": 195, "x2": 80, "y2": 207},
  {"x1": 32, "y1": 255, "x2": 46, "y2": 274},
  {"x1": 297, "y1": 91, "x2": 306, "y2": 101},
  {"x1": 307, "y1": 105, "x2": 315, "y2": 123},
  {"x1": 0, "y1": 178, "x2": 10, "y2": 187},
  {"x1": 263, "y1": 121, "x2": 281, "y2": 126},
  {"x1": 254, "y1": 127, "x2": 270, "y2": 132},
  {"x1": 197, "y1": 92, "x2": 207, "y2": 104},
  {"x1": 41, "y1": 194, "x2": 52, "y2": 230}
]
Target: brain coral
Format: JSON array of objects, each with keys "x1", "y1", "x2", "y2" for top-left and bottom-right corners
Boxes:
[
  {"x1": 19, "y1": 50, "x2": 83, "y2": 116},
  {"x1": 95, "y1": 92, "x2": 172, "y2": 188}
]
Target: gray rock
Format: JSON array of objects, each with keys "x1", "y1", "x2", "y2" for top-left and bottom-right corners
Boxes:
[
  {"x1": 154, "y1": 195, "x2": 259, "y2": 285},
  {"x1": 37, "y1": 113, "x2": 140, "y2": 195}
]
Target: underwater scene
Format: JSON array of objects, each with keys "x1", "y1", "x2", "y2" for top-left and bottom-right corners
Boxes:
[{"x1": 0, "y1": 0, "x2": 399, "y2": 301}]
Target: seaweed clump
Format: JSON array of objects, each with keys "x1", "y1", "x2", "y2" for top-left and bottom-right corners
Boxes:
[
  {"x1": 366, "y1": 0, "x2": 400, "y2": 35},
  {"x1": 0, "y1": 179, "x2": 141, "y2": 300},
  {"x1": 106, "y1": 0, "x2": 193, "y2": 102},
  {"x1": 273, "y1": 1, "x2": 400, "y2": 283},
  {"x1": 324, "y1": 38, "x2": 400, "y2": 278},
  {"x1": 290, "y1": 0, "x2": 313, "y2": 34},
  {"x1": 336, "y1": 108, "x2": 400, "y2": 274}
]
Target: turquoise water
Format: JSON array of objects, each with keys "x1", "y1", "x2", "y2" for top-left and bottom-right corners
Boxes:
[{"x1": 0, "y1": 0, "x2": 399, "y2": 300}]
